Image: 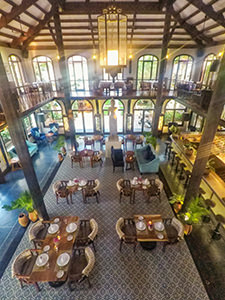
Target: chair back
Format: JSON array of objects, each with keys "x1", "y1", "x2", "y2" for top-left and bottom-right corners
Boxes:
[
  {"x1": 116, "y1": 179, "x2": 123, "y2": 192},
  {"x1": 123, "y1": 218, "x2": 137, "y2": 242},
  {"x1": 52, "y1": 181, "x2": 62, "y2": 194},
  {"x1": 115, "y1": 217, "x2": 125, "y2": 240},
  {"x1": 11, "y1": 250, "x2": 33, "y2": 278},
  {"x1": 171, "y1": 217, "x2": 184, "y2": 239},
  {"x1": 121, "y1": 180, "x2": 132, "y2": 196},
  {"x1": 28, "y1": 221, "x2": 45, "y2": 241},
  {"x1": 88, "y1": 219, "x2": 98, "y2": 241},
  {"x1": 82, "y1": 247, "x2": 95, "y2": 277}
]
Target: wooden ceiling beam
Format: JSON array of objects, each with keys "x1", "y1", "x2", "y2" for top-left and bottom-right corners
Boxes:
[
  {"x1": 0, "y1": 31, "x2": 16, "y2": 39},
  {"x1": 34, "y1": 37, "x2": 193, "y2": 42},
  {"x1": 11, "y1": 0, "x2": 57, "y2": 49},
  {"x1": 53, "y1": 7, "x2": 64, "y2": 57},
  {"x1": 51, "y1": 18, "x2": 166, "y2": 23},
  {"x1": 0, "y1": 0, "x2": 39, "y2": 29},
  {"x1": 187, "y1": 0, "x2": 225, "y2": 29},
  {"x1": 38, "y1": 31, "x2": 189, "y2": 36},
  {"x1": 47, "y1": 22, "x2": 57, "y2": 45},
  {"x1": 63, "y1": 2, "x2": 161, "y2": 14},
  {"x1": 34, "y1": 3, "x2": 48, "y2": 14}
]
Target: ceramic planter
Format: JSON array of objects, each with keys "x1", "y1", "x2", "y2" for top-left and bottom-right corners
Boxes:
[
  {"x1": 28, "y1": 210, "x2": 38, "y2": 222},
  {"x1": 61, "y1": 146, "x2": 67, "y2": 156},
  {"x1": 184, "y1": 148, "x2": 193, "y2": 156},
  {"x1": 18, "y1": 213, "x2": 29, "y2": 227},
  {"x1": 173, "y1": 203, "x2": 182, "y2": 214},
  {"x1": 184, "y1": 224, "x2": 193, "y2": 235},
  {"x1": 58, "y1": 153, "x2": 64, "y2": 162}
]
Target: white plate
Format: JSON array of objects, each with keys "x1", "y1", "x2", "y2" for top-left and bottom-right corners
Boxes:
[
  {"x1": 138, "y1": 216, "x2": 144, "y2": 221},
  {"x1": 66, "y1": 223, "x2": 77, "y2": 233},
  {"x1": 136, "y1": 221, "x2": 146, "y2": 231},
  {"x1": 157, "y1": 233, "x2": 164, "y2": 240},
  {"x1": 36, "y1": 253, "x2": 49, "y2": 267},
  {"x1": 48, "y1": 224, "x2": 59, "y2": 234},
  {"x1": 131, "y1": 180, "x2": 138, "y2": 185},
  {"x1": 56, "y1": 270, "x2": 64, "y2": 279},
  {"x1": 79, "y1": 181, "x2": 87, "y2": 187},
  {"x1": 43, "y1": 245, "x2": 50, "y2": 252},
  {"x1": 57, "y1": 253, "x2": 70, "y2": 267},
  {"x1": 67, "y1": 181, "x2": 75, "y2": 187},
  {"x1": 53, "y1": 218, "x2": 60, "y2": 223},
  {"x1": 67, "y1": 234, "x2": 73, "y2": 241},
  {"x1": 154, "y1": 222, "x2": 165, "y2": 232}
]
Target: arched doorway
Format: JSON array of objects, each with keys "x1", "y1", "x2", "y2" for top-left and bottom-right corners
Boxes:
[
  {"x1": 72, "y1": 100, "x2": 94, "y2": 133},
  {"x1": 102, "y1": 99, "x2": 124, "y2": 133},
  {"x1": 164, "y1": 99, "x2": 186, "y2": 126},
  {"x1": 200, "y1": 53, "x2": 217, "y2": 88},
  {"x1": 68, "y1": 55, "x2": 89, "y2": 91},
  {"x1": 136, "y1": 55, "x2": 159, "y2": 89},
  {"x1": 133, "y1": 99, "x2": 155, "y2": 132}
]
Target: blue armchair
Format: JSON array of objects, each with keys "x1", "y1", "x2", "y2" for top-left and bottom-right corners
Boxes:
[
  {"x1": 111, "y1": 146, "x2": 124, "y2": 172},
  {"x1": 48, "y1": 122, "x2": 59, "y2": 137},
  {"x1": 30, "y1": 127, "x2": 46, "y2": 143}
]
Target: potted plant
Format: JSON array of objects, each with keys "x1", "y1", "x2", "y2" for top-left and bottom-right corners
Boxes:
[
  {"x1": 2, "y1": 191, "x2": 38, "y2": 226},
  {"x1": 169, "y1": 124, "x2": 180, "y2": 139},
  {"x1": 169, "y1": 193, "x2": 184, "y2": 213},
  {"x1": 178, "y1": 196, "x2": 209, "y2": 235},
  {"x1": 54, "y1": 135, "x2": 66, "y2": 161},
  {"x1": 204, "y1": 158, "x2": 215, "y2": 176},
  {"x1": 144, "y1": 132, "x2": 157, "y2": 150},
  {"x1": 183, "y1": 143, "x2": 194, "y2": 156}
]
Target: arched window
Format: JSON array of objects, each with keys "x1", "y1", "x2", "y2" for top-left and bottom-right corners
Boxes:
[
  {"x1": 32, "y1": 56, "x2": 56, "y2": 91},
  {"x1": 72, "y1": 100, "x2": 93, "y2": 133},
  {"x1": 133, "y1": 99, "x2": 155, "y2": 132},
  {"x1": 170, "y1": 55, "x2": 193, "y2": 90},
  {"x1": 8, "y1": 54, "x2": 25, "y2": 87},
  {"x1": 103, "y1": 99, "x2": 124, "y2": 133},
  {"x1": 137, "y1": 55, "x2": 159, "y2": 89},
  {"x1": 164, "y1": 100, "x2": 186, "y2": 126},
  {"x1": 200, "y1": 53, "x2": 216, "y2": 88},
  {"x1": 68, "y1": 56, "x2": 89, "y2": 91},
  {"x1": 41, "y1": 100, "x2": 63, "y2": 127}
]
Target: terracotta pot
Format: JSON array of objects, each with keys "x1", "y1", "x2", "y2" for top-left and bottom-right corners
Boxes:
[
  {"x1": 61, "y1": 146, "x2": 67, "y2": 156},
  {"x1": 58, "y1": 153, "x2": 64, "y2": 162},
  {"x1": 185, "y1": 148, "x2": 193, "y2": 156},
  {"x1": 184, "y1": 224, "x2": 193, "y2": 235},
  {"x1": 28, "y1": 210, "x2": 38, "y2": 222},
  {"x1": 18, "y1": 213, "x2": 29, "y2": 227},
  {"x1": 173, "y1": 203, "x2": 182, "y2": 214}
]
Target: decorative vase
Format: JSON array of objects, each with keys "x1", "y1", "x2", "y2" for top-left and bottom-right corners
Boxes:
[
  {"x1": 173, "y1": 203, "x2": 182, "y2": 214},
  {"x1": 185, "y1": 148, "x2": 193, "y2": 156},
  {"x1": 184, "y1": 224, "x2": 193, "y2": 235},
  {"x1": 18, "y1": 213, "x2": 29, "y2": 227},
  {"x1": 61, "y1": 146, "x2": 67, "y2": 156},
  {"x1": 28, "y1": 210, "x2": 38, "y2": 222},
  {"x1": 58, "y1": 153, "x2": 63, "y2": 162}
]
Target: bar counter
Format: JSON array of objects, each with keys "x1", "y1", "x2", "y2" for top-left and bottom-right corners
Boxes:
[{"x1": 171, "y1": 134, "x2": 225, "y2": 226}]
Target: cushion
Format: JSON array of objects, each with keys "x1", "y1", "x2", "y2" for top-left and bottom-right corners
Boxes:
[
  {"x1": 148, "y1": 151, "x2": 155, "y2": 161},
  {"x1": 51, "y1": 126, "x2": 58, "y2": 133},
  {"x1": 34, "y1": 131, "x2": 40, "y2": 137}
]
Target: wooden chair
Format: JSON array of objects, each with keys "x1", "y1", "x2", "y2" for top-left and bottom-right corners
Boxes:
[
  {"x1": 115, "y1": 217, "x2": 137, "y2": 252},
  {"x1": 75, "y1": 219, "x2": 98, "y2": 252},
  {"x1": 117, "y1": 179, "x2": 134, "y2": 204},
  {"x1": 68, "y1": 247, "x2": 95, "y2": 291},
  {"x1": 52, "y1": 181, "x2": 71, "y2": 204},
  {"x1": 146, "y1": 179, "x2": 162, "y2": 202},
  {"x1": 91, "y1": 151, "x2": 103, "y2": 167},
  {"x1": 11, "y1": 249, "x2": 40, "y2": 291},
  {"x1": 71, "y1": 151, "x2": 83, "y2": 168},
  {"x1": 28, "y1": 221, "x2": 49, "y2": 249},
  {"x1": 82, "y1": 180, "x2": 100, "y2": 203},
  {"x1": 163, "y1": 217, "x2": 184, "y2": 252},
  {"x1": 84, "y1": 137, "x2": 94, "y2": 149},
  {"x1": 111, "y1": 147, "x2": 124, "y2": 172}
]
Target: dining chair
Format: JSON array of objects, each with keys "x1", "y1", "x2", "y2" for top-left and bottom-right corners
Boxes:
[
  {"x1": 75, "y1": 218, "x2": 98, "y2": 252},
  {"x1": 117, "y1": 179, "x2": 134, "y2": 204},
  {"x1": 82, "y1": 180, "x2": 100, "y2": 203},
  {"x1": 28, "y1": 220, "x2": 49, "y2": 249},
  {"x1": 11, "y1": 249, "x2": 40, "y2": 291},
  {"x1": 163, "y1": 217, "x2": 184, "y2": 252},
  {"x1": 115, "y1": 217, "x2": 137, "y2": 252},
  {"x1": 91, "y1": 151, "x2": 103, "y2": 167},
  {"x1": 71, "y1": 151, "x2": 83, "y2": 168},
  {"x1": 52, "y1": 181, "x2": 71, "y2": 204},
  {"x1": 68, "y1": 247, "x2": 95, "y2": 291},
  {"x1": 146, "y1": 178, "x2": 163, "y2": 202}
]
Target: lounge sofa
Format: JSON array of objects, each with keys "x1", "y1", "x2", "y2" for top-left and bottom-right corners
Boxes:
[
  {"x1": 135, "y1": 144, "x2": 160, "y2": 174},
  {"x1": 8, "y1": 140, "x2": 38, "y2": 159}
]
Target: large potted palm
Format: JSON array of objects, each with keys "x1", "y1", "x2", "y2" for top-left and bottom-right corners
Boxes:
[
  {"x1": 2, "y1": 191, "x2": 38, "y2": 226},
  {"x1": 178, "y1": 196, "x2": 209, "y2": 235}
]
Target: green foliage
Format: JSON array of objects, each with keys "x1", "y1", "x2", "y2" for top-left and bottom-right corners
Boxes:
[
  {"x1": 54, "y1": 135, "x2": 65, "y2": 152},
  {"x1": 169, "y1": 193, "x2": 185, "y2": 205},
  {"x1": 169, "y1": 124, "x2": 179, "y2": 135},
  {"x1": 206, "y1": 158, "x2": 215, "y2": 172},
  {"x1": 2, "y1": 191, "x2": 34, "y2": 213},
  {"x1": 178, "y1": 197, "x2": 209, "y2": 225},
  {"x1": 184, "y1": 142, "x2": 193, "y2": 150},
  {"x1": 144, "y1": 132, "x2": 157, "y2": 149}
]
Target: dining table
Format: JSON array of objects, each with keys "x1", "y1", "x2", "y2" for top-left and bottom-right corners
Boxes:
[
  {"x1": 134, "y1": 214, "x2": 168, "y2": 250},
  {"x1": 29, "y1": 216, "x2": 79, "y2": 286},
  {"x1": 130, "y1": 177, "x2": 151, "y2": 202}
]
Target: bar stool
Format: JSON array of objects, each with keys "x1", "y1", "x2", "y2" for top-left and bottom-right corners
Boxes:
[
  {"x1": 167, "y1": 145, "x2": 173, "y2": 160},
  {"x1": 202, "y1": 199, "x2": 216, "y2": 223},
  {"x1": 165, "y1": 141, "x2": 171, "y2": 157},
  {"x1": 179, "y1": 162, "x2": 186, "y2": 180},
  {"x1": 198, "y1": 187, "x2": 206, "y2": 199},
  {"x1": 212, "y1": 214, "x2": 225, "y2": 240},
  {"x1": 170, "y1": 151, "x2": 177, "y2": 166},
  {"x1": 184, "y1": 169, "x2": 191, "y2": 187},
  {"x1": 175, "y1": 155, "x2": 181, "y2": 173}
]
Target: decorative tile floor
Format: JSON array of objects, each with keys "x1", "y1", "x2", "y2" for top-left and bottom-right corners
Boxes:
[{"x1": 0, "y1": 155, "x2": 209, "y2": 300}]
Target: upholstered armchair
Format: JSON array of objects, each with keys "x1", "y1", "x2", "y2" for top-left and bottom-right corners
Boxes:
[
  {"x1": 30, "y1": 127, "x2": 46, "y2": 143},
  {"x1": 48, "y1": 122, "x2": 59, "y2": 136},
  {"x1": 11, "y1": 249, "x2": 40, "y2": 291},
  {"x1": 115, "y1": 217, "x2": 137, "y2": 252},
  {"x1": 68, "y1": 247, "x2": 95, "y2": 291},
  {"x1": 28, "y1": 220, "x2": 49, "y2": 249},
  {"x1": 111, "y1": 146, "x2": 124, "y2": 172}
]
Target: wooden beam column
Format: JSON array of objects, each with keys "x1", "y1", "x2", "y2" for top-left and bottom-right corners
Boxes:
[
  {"x1": 152, "y1": 1, "x2": 171, "y2": 136},
  {"x1": 53, "y1": 8, "x2": 76, "y2": 150},
  {"x1": 0, "y1": 54, "x2": 49, "y2": 220},
  {"x1": 184, "y1": 53, "x2": 225, "y2": 206}
]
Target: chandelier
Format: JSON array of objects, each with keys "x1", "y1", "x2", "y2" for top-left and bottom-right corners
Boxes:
[{"x1": 98, "y1": 5, "x2": 127, "y2": 79}]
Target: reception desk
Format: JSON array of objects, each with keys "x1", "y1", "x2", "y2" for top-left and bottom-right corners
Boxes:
[{"x1": 171, "y1": 134, "x2": 225, "y2": 226}]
